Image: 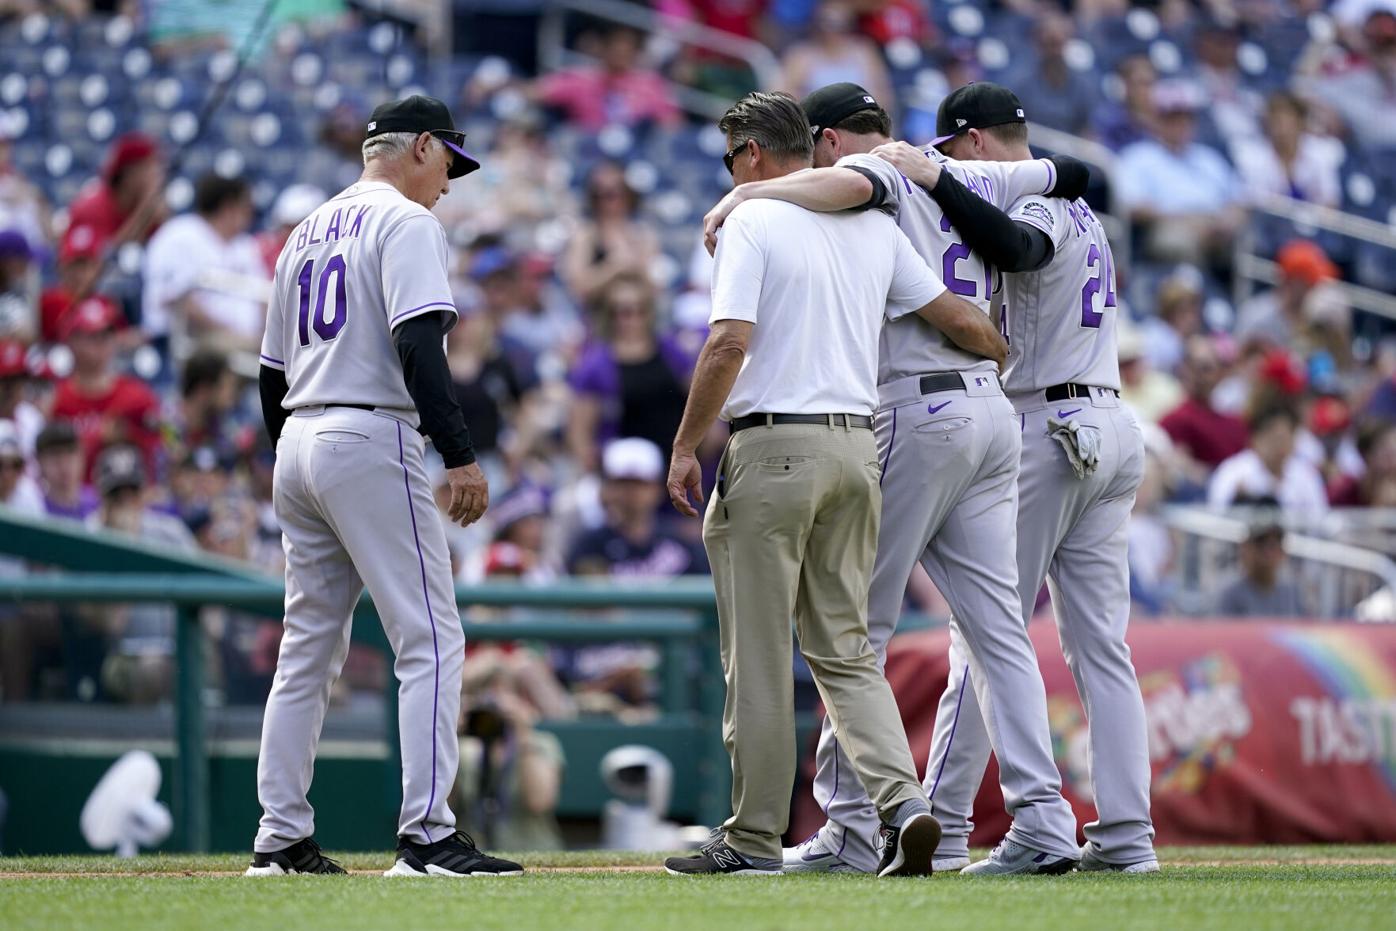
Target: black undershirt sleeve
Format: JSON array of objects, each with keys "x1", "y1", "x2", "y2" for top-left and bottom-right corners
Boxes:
[
  {"x1": 925, "y1": 170, "x2": 1056, "y2": 273},
  {"x1": 258, "y1": 364, "x2": 289, "y2": 445},
  {"x1": 1046, "y1": 155, "x2": 1091, "y2": 200},
  {"x1": 842, "y1": 165, "x2": 891, "y2": 212},
  {"x1": 393, "y1": 311, "x2": 476, "y2": 468}
]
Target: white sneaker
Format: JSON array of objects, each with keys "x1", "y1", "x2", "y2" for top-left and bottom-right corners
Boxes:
[
  {"x1": 781, "y1": 826, "x2": 866, "y2": 874},
  {"x1": 932, "y1": 855, "x2": 970, "y2": 872},
  {"x1": 962, "y1": 838, "x2": 1077, "y2": 876},
  {"x1": 1077, "y1": 845, "x2": 1160, "y2": 874}
]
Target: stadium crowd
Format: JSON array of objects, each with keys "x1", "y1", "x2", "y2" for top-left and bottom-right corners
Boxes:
[{"x1": 1, "y1": 0, "x2": 1396, "y2": 713}]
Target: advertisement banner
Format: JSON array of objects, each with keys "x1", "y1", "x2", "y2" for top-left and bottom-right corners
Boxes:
[{"x1": 793, "y1": 620, "x2": 1396, "y2": 844}]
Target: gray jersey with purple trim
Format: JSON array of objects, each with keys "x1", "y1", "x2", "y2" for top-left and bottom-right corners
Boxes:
[
  {"x1": 260, "y1": 180, "x2": 458, "y2": 426},
  {"x1": 999, "y1": 196, "x2": 1122, "y2": 395},
  {"x1": 835, "y1": 149, "x2": 1057, "y2": 386}
]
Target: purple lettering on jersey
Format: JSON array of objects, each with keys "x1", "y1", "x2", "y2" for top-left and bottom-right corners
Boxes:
[
  {"x1": 296, "y1": 259, "x2": 313, "y2": 346},
  {"x1": 294, "y1": 221, "x2": 309, "y2": 252},
  {"x1": 347, "y1": 205, "x2": 368, "y2": 238},
  {"x1": 324, "y1": 208, "x2": 343, "y2": 242},
  {"x1": 307, "y1": 215, "x2": 322, "y2": 246},
  {"x1": 938, "y1": 213, "x2": 977, "y2": 297},
  {"x1": 1066, "y1": 201, "x2": 1089, "y2": 235}
]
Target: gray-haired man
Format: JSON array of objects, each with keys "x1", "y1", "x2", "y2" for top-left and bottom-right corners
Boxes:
[
  {"x1": 249, "y1": 95, "x2": 520, "y2": 878},
  {"x1": 663, "y1": 92, "x2": 1008, "y2": 878}
]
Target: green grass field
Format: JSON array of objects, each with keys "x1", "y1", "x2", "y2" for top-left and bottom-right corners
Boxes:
[{"x1": 3, "y1": 847, "x2": 1395, "y2": 931}]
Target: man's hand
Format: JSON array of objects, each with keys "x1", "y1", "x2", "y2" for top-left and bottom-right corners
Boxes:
[
  {"x1": 702, "y1": 187, "x2": 747, "y2": 256},
  {"x1": 667, "y1": 447, "x2": 704, "y2": 517},
  {"x1": 445, "y1": 462, "x2": 489, "y2": 527},
  {"x1": 872, "y1": 141, "x2": 941, "y2": 190}
]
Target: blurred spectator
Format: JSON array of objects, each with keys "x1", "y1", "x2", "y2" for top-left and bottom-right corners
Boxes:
[
  {"x1": 501, "y1": 253, "x2": 582, "y2": 364},
  {"x1": 175, "y1": 350, "x2": 246, "y2": 458},
  {"x1": 66, "y1": 132, "x2": 165, "y2": 250},
  {"x1": 1329, "y1": 420, "x2": 1396, "y2": 506},
  {"x1": 1115, "y1": 81, "x2": 1244, "y2": 266},
  {"x1": 561, "y1": 162, "x2": 660, "y2": 305},
  {"x1": 49, "y1": 297, "x2": 163, "y2": 479},
  {"x1": 1300, "y1": 4, "x2": 1396, "y2": 151},
  {"x1": 1139, "y1": 267, "x2": 1206, "y2": 374},
  {"x1": 1194, "y1": 17, "x2": 1264, "y2": 146},
  {"x1": 1160, "y1": 336, "x2": 1249, "y2": 479},
  {"x1": 255, "y1": 184, "x2": 326, "y2": 276},
  {"x1": 1301, "y1": 394, "x2": 1362, "y2": 490},
  {"x1": 1117, "y1": 321, "x2": 1182, "y2": 424},
  {"x1": 0, "y1": 115, "x2": 50, "y2": 252},
  {"x1": 1214, "y1": 505, "x2": 1309, "y2": 617},
  {"x1": 484, "y1": 483, "x2": 555, "y2": 582},
  {"x1": 1004, "y1": 11, "x2": 1097, "y2": 135},
  {"x1": 34, "y1": 421, "x2": 98, "y2": 521},
  {"x1": 567, "y1": 438, "x2": 707, "y2": 578},
  {"x1": 0, "y1": 339, "x2": 42, "y2": 457},
  {"x1": 1093, "y1": 54, "x2": 1157, "y2": 150},
  {"x1": 0, "y1": 421, "x2": 41, "y2": 515},
  {"x1": 454, "y1": 647, "x2": 570, "y2": 851},
  {"x1": 0, "y1": 229, "x2": 37, "y2": 342},
  {"x1": 778, "y1": 1, "x2": 893, "y2": 107},
  {"x1": 1208, "y1": 403, "x2": 1329, "y2": 520},
  {"x1": 142, "y1": 173, "x2": 267, "y2": 357},
  {"x1": 39, "y1": 224, "x2": 105, "y2": 344},
  {"x1": 1231, "y1": 91, "x2": 1344, "y2": 208},
  {"x1": 1234, "y1": 240, "x2": 1340, "y2": 347},
  {"x1": 170, "y1": 447, "x2": 234, "y2": 526},
  {"x1": 534, "y1": 24, "x2": 680, "y2": 132},
  {"x1": 1129, "y1": 424, "x2": 1177, "y2": 615},
  {"x1": 567, "y1": 274, "x2": 692, "y2": 471}
]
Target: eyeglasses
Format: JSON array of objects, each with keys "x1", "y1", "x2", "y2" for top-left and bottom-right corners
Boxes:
[{"x1": 723, "y1": 139, "x2": 751, "y2": 176}]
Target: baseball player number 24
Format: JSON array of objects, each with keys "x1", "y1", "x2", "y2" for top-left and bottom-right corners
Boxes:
[{"x1": 295, "y1": 254, "x2": 349, "y2": 346}]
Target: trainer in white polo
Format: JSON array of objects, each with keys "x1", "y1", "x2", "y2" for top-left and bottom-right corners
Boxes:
[{"x1": 247, "y1": 94, "x2": 520, "y2": 879}]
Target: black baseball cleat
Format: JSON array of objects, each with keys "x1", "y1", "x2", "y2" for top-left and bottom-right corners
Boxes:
[
  {"x1": 384, "y1": 831, "x2": 524, "y2": 877},
  {"x1": 245, "y1": 837, "x2": 347, "y2": 876},
  {"x1": 876, "y1": 812, "x2": 943, "y2": 877},
  {"x1": 664, "y1": 835, "x2": 782, "y2": 876}
]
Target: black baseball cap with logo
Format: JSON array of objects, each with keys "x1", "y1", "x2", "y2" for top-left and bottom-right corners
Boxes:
[
  {"x1": 365, "y1": 95, "x2": 481, "y2": 179},
  {"x1": 801, "y1": 82, "x2": 882, "y2": 137},
  {"x1": 930, "y1": 82, "x2": 1027, "y2": 148}
]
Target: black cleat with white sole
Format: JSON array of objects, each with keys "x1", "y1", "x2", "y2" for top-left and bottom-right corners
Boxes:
[
  {"x1": 385, "y1": 831, "x2": 524, "y2": 877},
  {"x1": 876, "y1": 812, "x2": 942, "y2": 877},
  {"x1": 245, "y1": 838, "x2": 347, "y2": 876},
  {"x1": 664, "y1": 835, "x2": 782, "y2": 876}
]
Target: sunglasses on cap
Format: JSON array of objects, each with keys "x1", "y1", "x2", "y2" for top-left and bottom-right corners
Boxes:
[{"x1": 723, "y1": 139, "x2": 750, "y2": 176}]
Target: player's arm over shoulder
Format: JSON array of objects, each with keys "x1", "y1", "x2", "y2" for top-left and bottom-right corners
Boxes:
[{"x1": 957, "y1": 154, "x2": 1091, "y2": 208}]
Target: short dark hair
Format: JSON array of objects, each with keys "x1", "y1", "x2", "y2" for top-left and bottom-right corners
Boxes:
[
  {"x1": 719, "y1": 92, "x2": 814, "y2": 163},
  {"x1": 1247, "y1": 402, "x2": 1299, "y2": 434},
  {"x1": 194, "y1": 173, "x2": 250, "y2": 216},
  {"x1": 34, "y1": 420, "x2": 78, "y2": 456},
  {"x1": 181, "y1": 349, "x2": 229, "y2": 398},
  {"x1": 833, "y1": 106, "x2": 892, "y2": 138},
  {"x1": 984, "y1": 121, "x2": 1030, "y2": 148}
]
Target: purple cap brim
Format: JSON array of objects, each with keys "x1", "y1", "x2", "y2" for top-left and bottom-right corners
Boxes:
[
  {"x1": 441, "y1": 138, "x2": 481, "y2": 178},
  {"x1": 929, "y1": 133, "x2": 956, "y2": 148}
]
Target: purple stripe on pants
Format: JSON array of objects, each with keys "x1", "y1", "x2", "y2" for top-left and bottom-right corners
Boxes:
[
  {"x1": 879, "y1": 407, "x2": 898, "y2": 488},
  {"x1": 928, "y1": 664, "x2": 970, "y2": 806},
  {"x1": 397, "y1": 421, "x2": 441, "y2": 842}
]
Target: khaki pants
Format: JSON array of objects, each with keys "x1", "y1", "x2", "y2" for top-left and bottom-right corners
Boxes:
[{"x1": 703, "y1": 420, "x2": 925, "y2": 859}]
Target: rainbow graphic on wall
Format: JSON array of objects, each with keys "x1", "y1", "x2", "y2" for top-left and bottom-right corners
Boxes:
[{"x1": 1271, "y1": 627, "x2": 1396, "y2": 794}]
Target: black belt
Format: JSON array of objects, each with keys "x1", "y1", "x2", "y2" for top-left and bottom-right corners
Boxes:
[
  {"x1": 730, "y1": 413, "x2": 873, "y2": 433},
  {"x1": 1044, "y1": 383, "x2": 1118, "y2": 402},
  {"x1": 327, "y1": 403, "x2": 377, "y2": 412},
  {"x1": 919, "y1": 372, "x2": 965, "y2": 395}
]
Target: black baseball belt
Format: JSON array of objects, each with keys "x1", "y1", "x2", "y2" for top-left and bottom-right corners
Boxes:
[
  {"x1": 1044, "y1": 383, "x2": 1120, "y2": 402},
  {"x1": 918, "y1": 372, "x2": 965, "y2": 395},
  {"x1": 729, "y1": 413, "x2": 874, "y2": 433}
]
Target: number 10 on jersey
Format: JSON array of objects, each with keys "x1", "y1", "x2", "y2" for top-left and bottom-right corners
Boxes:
[{"x1": 297, "y1": 255, "x2": 348, "y2": 346}]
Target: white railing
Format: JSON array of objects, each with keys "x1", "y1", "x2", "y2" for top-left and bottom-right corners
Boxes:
[
  {"x1": 1161, "y1": 505, "x2": 1396, "y2": 620},
  {"x1": 537, "y1": 0, "x2": 781, "y2": 121}
]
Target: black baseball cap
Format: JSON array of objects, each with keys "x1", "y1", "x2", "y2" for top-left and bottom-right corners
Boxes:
[
  {"x1": 930, "y1": 82, "x2": 1027, "y2": 148},
  {"x1": 365, "y1": 95, "x2": 480, "y2": 179},
  {"x1": 801, "y1": 82, "x2": 882, "y2": 137}
]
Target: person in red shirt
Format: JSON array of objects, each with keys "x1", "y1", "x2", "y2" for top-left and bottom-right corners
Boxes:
[
  {"x1": 533, "y1": 24, "x2": 680, "y2": 131},
  {"x1": 39, "y1": 223, "x2": 107, "y2": 344},
  {"x1": 49, "y1": 296, "x2": 163, "y2": 481},
  {"x1": 65, "y1": 132, "x2": 166, "y2": 251},
  {"x1": 1159, "y1": 335, "x2": 1248, "y2": 483}
]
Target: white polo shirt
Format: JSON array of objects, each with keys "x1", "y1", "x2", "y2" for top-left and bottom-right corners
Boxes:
[{"x1": 710, "y1": 195, "x2": 946, "y2": 421}]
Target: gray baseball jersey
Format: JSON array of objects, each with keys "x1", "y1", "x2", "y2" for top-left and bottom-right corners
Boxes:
[
  {"x1": 799, "y1": 149, "x2": 1079, "y2": 872},
  {"x1": 998, "y1": 195, "x2": 1122, "y2": 395},
  {"x1": 254, "y1": 180, "x2": 465, "y2": 853},
  {"x1": 924, "y1": 201, "x2": 1157, "y2": 866},
  {"x1": 836, "y1": 150, "x2": 1058, "y2": 386}
]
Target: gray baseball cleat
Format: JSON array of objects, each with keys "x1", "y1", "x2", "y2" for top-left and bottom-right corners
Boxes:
[
  {"x1": 782, "y1": 826, "x2": 867, "y2": 873},
  {"x1": 1077, "y1": 844, "x2": 1160, "y2": 874},
  {"x1": 961, "y1": 838, "x2": 1077, "y2": 876}
]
